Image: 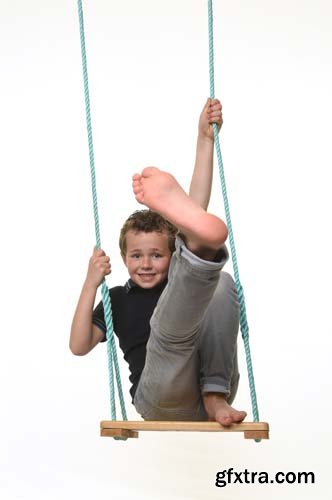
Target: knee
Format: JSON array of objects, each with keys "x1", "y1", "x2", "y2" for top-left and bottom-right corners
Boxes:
[
  {"x1": 218, "y1": 272, "x2": 237, "y2": 295},
  {"x1": 214, "y1": 272, "x2": 240, "y2": 309}
]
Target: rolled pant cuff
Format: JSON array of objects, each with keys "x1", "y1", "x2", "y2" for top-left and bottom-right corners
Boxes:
[
  {"x1": 201, "y1": 383, "x2": 230, "y2": 396},
  {"x1": 176, "y1": 235, "x2": 229, "y2": 271}
]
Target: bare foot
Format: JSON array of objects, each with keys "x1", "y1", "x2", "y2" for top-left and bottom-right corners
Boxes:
[
  {"x1": 203, "y1": 393, "x2": 247, "y2": 426},
  {"x1": 132, "y1": 167, "x2": 228, "y2": 251}
]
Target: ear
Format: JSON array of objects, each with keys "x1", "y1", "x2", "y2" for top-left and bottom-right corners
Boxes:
[{"x1": 121, "y1": 254, "x2": 128, "y2": 267}]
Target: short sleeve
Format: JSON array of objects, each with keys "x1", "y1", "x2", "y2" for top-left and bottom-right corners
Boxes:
[{"x1": 92, "y1": 300, "x2": 107, "y2": 342}]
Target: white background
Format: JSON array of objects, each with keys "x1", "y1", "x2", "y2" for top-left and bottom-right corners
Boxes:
[{"x1": 1, "y1": 1, "x2": 331, "y2": 498}]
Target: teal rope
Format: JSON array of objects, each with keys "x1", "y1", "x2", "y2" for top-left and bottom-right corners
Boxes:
[
  {"x1": 77, "y1": 0, "x2": 128, "y2": 425},
  {"x1": 208, "y1": 0, "x2": 260, "y2": 426},
  {"x1": 76, "y1": 0, "x2": 260, "y2": 436}
]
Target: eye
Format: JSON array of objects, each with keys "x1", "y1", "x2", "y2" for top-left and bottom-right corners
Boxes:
[
  {"x1": 153, "y1": 253, "x2": 162, "y2": 258},
  {"x1": 131, "y1": 254, "x2": 140, "y2": 259}
]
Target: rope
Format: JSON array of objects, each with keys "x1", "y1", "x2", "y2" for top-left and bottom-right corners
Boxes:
[
  {"x1": 77, "y1": 0, "x2": 127, "y2": 425},
  {"x1": 76, "y1": 0, "x2": 261, "y2": 438},
  {"x1": 207, "y1": 0, "x2": 260, "y2": 425}
]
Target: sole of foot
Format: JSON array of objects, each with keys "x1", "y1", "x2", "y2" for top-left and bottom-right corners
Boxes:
[{"x1": 132, "y1": 167, "x2": 228, "y2": 251}]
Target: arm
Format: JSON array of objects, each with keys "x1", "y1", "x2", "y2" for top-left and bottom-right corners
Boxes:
[
  {"x1": 69, "y1": 248, "x2": 111, "y2": 355},
  {"x1": 189, "y1": 98, "x2": 223, "y2": 210}
]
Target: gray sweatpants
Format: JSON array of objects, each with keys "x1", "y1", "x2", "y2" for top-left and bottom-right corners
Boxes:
[{"x1": 134, "y1": 235, "x2": 240, "y2": 421}]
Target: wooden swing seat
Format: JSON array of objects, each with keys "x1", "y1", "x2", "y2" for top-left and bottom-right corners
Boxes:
[{"x1": 100, "y1": 420, "x2": 269, "y2": 440}]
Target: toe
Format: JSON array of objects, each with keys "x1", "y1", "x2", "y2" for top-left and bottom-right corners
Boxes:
[
  {"x1": 133, "y1": 185, "x2": 143, "y2": 195},
  {"x1": 232, "y1": 411, "x2": 247, "y2": 423},
  {"x1": 141, "y1": 166, "x2": 160, "y2": 177},
  {"x1": 219, "y1": 416, "x2": 233, "y2": 426}
]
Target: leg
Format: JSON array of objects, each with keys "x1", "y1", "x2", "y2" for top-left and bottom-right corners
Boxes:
[
  {"x1": 134, "y1": 235, "x2": 228, "y2": 420},
  {"x1": 198, "y1": 273, "x2": 247, "y2": 425},
  {"x1": 131, "y1": 167, "x2": 231, "y2": 420}
]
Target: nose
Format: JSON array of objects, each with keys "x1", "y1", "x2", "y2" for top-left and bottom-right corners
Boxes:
[{"x1": 141, "y1": 256, "x2": 152, "y2": 269}]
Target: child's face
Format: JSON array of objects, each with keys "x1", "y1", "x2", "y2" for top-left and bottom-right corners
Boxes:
[{"x1": 122, "y1": 230, "x2": 172, "y2": 289}]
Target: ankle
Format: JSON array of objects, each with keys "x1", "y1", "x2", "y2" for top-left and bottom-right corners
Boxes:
[{"x1": 203, "y1": 392, "x2": 227, "y2": 398}]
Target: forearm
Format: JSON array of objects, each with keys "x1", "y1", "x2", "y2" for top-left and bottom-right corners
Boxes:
[
  {"x1": 189, "y1": 135, "x2": 214, "y2": 210},
  {"x1": 70, "y1": 281, "x2": 98, "y2": 355}
]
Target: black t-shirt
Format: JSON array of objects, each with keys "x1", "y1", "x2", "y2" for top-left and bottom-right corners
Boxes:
[{"x1": 92, "y1": 278, "x2": 168, "y2": 400}]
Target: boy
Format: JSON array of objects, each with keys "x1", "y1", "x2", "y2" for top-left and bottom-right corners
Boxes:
[{"x1": 70, "y1": 99, "x2": 246, "y2": 426}]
